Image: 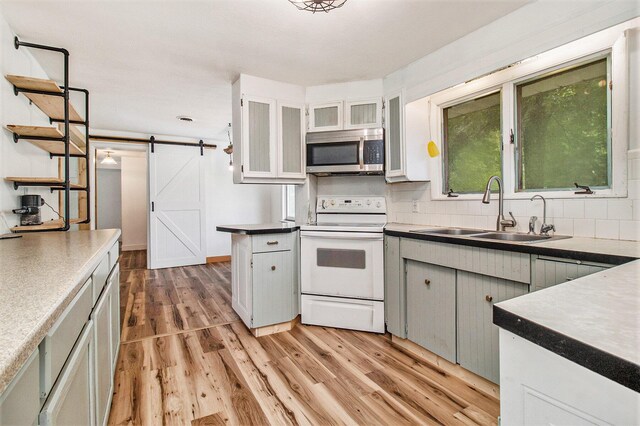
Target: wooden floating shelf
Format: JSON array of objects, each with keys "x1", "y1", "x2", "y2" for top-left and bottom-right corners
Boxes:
[
  {"x1": 5, "y1": 125, "x2": 85, "y2": 156},
  {"x1": 5, "y1": 75, "x2": 84, "y2": 122},
  {"x1": 4, "y1": 177, "x2": 85, "y2": 189},
  {"x1": 11, "y1": 217, "x2": 86, "y2": 232}
]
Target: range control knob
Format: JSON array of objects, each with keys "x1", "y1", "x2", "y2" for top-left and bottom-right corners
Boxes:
[
  {"x1": 366, "y1": 199, "x2": 371, "y2": 205},
  {"x1": 376, "y1": 201, "x2": 382, "y2": 208},
  {"x1": 321, "y1": 200, "x2": 327, "y2": 209},
  {"x1": 330, "y1": 200, "x2": 336, "y2": 206}
]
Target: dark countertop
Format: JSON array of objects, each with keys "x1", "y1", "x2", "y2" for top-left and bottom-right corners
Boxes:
[
  {"x1": 494, "y1": 260, "x2": 640, "y2": 392},
  {"x1": 216, "y1": 223, "x2": 300, "y2": 235},
  {"x1": 384, "y1": 223, "x2": 640, "y2": 265}
]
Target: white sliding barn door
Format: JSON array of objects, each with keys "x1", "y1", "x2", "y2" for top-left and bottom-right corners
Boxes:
[{"x1": 148, "y1": 144, "x2": 207, "y2": 269}]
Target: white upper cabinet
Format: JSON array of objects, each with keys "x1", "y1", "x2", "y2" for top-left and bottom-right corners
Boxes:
[
  {"x1": 242, "y1": 95, "x2": 278, "y2": 178},
  {"x1": 345, "y1": 98, "x2": 382, "y2": 129},
  {"x1": 308, "y1": 98, "x2": 382, "y2": 132},
  {"x1": 385, "y1": 94, "x2": 431, "y2": 183},
  {"x1": 232, "y1": 74, "x2": 306, "y2": 184},
  {"x1": 278, "y1": 101, "x2": 306, "y2": 179},
  {"x1": 308, "y1": 102, "x2": 343, "y2": 132}
]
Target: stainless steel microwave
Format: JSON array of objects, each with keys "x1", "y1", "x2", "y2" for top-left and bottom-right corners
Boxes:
[{"x1": 306, "y1": 128, "x2": 384, "y2": 175}]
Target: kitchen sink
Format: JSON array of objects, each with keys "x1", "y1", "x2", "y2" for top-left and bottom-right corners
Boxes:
[
  {"x1": 412, "y1": 228, "x2": 486, "y2": 236},
  {"x1": 473, "y1": 232, "x2": 570, "y2": 242}
]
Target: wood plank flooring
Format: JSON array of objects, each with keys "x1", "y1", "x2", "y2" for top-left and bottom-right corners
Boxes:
[{"x1": 109, "y1": 251, "x2": 499, "y2": 425}]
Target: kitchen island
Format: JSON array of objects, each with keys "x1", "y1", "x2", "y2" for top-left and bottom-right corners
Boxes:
[
  {"x1": 494, "y1": 260, "x2": 640, "y2": 424},
  {"x1": 0, "y1": 229, "x2": 120, "y2": 425},
  {"x1": 217, "y1": 223, "x2": 300, "y2": 336}
]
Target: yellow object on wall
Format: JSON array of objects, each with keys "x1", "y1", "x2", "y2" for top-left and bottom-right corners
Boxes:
[{"x1": 427, "y1": 141, "x2": 440, "y2": 158}]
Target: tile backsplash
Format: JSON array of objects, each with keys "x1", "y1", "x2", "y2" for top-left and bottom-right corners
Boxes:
[{"x1": 386, "y1": 153, "x2": 640, "y2": 241}]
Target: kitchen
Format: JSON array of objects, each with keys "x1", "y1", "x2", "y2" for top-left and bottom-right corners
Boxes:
[{"x1": 0, "y1": 1, "x2": 638, "y2": 425}]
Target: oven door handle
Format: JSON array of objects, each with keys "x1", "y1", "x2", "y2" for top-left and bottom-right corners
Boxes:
[
  {"x1": 301, "y1": 231, "x2": 383, "y2": 240},
  {"x1": 358, "y1": 137, "x2": 365, "y2": 170}
]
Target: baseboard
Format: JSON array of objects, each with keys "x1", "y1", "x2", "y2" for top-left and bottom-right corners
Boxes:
[
  {"x1": 251, "y1": 315, "x2": 300, "y2": 338},
  {"x1": 391, "y1": 335, "x2": 500, "y2": 400},
  {"x1": 207, "y1": 255, "x2": 231, "y2": 263},
  {"x1": 121, "y1": 244, "x2": 146, "y2": 251}
]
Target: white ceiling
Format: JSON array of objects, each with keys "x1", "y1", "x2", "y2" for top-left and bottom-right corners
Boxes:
[{"x1": 1, "y1": 0, "x2": 527, "y2": 141}]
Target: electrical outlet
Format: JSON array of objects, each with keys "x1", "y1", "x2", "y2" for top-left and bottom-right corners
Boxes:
[{"x1": 412, "y1": 200, "x2": 419, "y2": 213}]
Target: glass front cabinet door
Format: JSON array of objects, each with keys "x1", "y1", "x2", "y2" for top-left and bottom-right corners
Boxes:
[
  {"x1": 345, "y1": 98, "x2": 382, "y2": 129},
  {"x1": 242, "y1": 95, "x2": 278, "y2": 178},
  {"x1": 277, "y1": 102, "x2": 306, "y2": 179},
  {"x1": 385, "y1": 91, "x2": 405, "y2": 180},
  {"x1": 308, "y1": 102, "x2": 343, "y2": 132}
]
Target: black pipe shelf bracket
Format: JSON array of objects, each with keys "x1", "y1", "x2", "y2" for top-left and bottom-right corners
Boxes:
[{"x1": 10, "y1": 36, "x2": 91, "y2": 232}]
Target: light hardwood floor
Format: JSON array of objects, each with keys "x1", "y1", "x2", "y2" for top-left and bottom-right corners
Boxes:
[{"x1": 109, "y1": 251, "x2": 499, "y2": 425}]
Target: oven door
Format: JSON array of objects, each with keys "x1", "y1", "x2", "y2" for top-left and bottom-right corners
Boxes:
[{"x1": 300, "y1": 231, "x2": 384, "y2": 300}]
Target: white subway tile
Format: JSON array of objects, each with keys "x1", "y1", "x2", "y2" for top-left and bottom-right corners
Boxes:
[
  {"x1": 584, "y1": 199, "x2": 607, "y2": 219},
  {"x1": 634, "y1": 200, "x2": 640, "y2": 221},
  {"x1": 629, "y1": 158, "x2": 640, "y2": 180},
  {"x1": 607, "y1": 199, "x2": 633, "y2": 220},
  {"x1": 619, "y1": 221, "x2": 640, "y2": 241},
  {"x1": 563, "y1": 199, "x2": 585, "y2": 219},
  {"x1": 544, "y1": 199, "x2": 564, "y2": 218},
  {"x1": 595, "y1": 219, "x2": 620, "y2": 240},
  {"x1": 573, "y1": 219, "x2": 596, "y2": 238},
  {"x1": 553, "y1": 218, "x2": 574, "y2": 236}
]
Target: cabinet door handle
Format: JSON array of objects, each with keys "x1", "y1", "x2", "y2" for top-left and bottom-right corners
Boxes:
[
  {"x1": 266, "y1": 241, "x2": 279, "y2": 246},
  {"x1": 424, "y1": 279, "x2": 431, "y2": 286},
  {"x1": 271, "y1": 265, "x2": 276, "y2": 271},
  {"x1": 485, "y1": 295, "x2": 493, "y2": 302}
]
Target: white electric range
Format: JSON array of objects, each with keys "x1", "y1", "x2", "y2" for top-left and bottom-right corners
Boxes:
[{"x1": 299, "y1": 196, "x2": 386, "y2": 333}]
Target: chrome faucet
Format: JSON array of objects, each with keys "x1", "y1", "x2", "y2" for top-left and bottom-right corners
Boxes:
[
  {"x1": 528, "y1": 216, "x2": 538, "y2": 234},
  {"x1": 530, "y1": 195, "x2": 555, "y2": 236},
  {"x1": 482, "y1": 175, "x2": 517, "y2": 231}
]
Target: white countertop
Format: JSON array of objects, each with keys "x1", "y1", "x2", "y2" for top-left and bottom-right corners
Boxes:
[
  {"x1": 0, "y1": 229, "x2": 120, "y2": 395},
  {"x1": 385, "y1": 223, "x2": 640, "y2": 260},
  {"x1": 496, "y1": 260, "x2": 640, "y2": 367}
]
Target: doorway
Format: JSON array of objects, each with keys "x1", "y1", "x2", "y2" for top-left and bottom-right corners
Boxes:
[{"x1": 94, "y1": 143, "x2": 148, "y2": 252}]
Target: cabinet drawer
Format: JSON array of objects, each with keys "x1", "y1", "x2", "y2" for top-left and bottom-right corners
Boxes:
[
  {"x1": 92, "y1": 255, "x2": 110, "y2": 305},
  {"x1": 252, "y1": 233, "x2": 293, "y2": 253},
  {"x1": 532, "y1": 256, "x2": 611, "y2": 292},
  {"x1": 109, "y1": 242, "x2": 120, "y2": 271},
  {"x1": 401, "y1": 238, "x2": 531, "y2": 284},
  {"x1": 0, "y1": 349, "x2": 40, "y2": 426},
  {"x1": 40, "y1": 321, "x2": 93, "y2": 426},
  {"x1": 301, "y1": 295, "x2": 384, "y2": 333},
  {"x1": 40, "y1": 278, "x2": 92, "y2": 400}
]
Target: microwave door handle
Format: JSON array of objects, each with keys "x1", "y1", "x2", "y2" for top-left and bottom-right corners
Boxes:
[{"x1": 359, "y1": 137, "x2": 365, "y2": 169}]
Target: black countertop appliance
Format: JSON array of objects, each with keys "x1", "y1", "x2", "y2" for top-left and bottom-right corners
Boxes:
[{"x1": 12, "y1": 194, "x2": 45, "y2": 226}]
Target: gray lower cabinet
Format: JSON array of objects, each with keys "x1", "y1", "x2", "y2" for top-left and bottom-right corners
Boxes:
[
  {"x1": 109, "y1": 264, "x2": 121, "y2": 373},
  {"x1": 406, "y1": 260, "x2": 456, "y2": 363},
  {"x1": 0, "y1": 349, "x2": 40, "y2": 426},
  {"x1": 456, "y1": 271, "x2": 528, "y2": 383},
  {"x1": 40, "y1": 321, "x2": 94, "y2": 426},
  {"x1": 384, "y1": 236, "x2": 405, "y2": 337},
  {"x1": 93, "y1": 278, "x2": 113, "y2": 426},
  {"x1": 231, "y1": 232, "x2": 299, "y2": 329},
  {"x1": 252, "y1": 250, "x2": 295, "y2": 328},
  {"x1": 532, "y1": 255, "x2": 612, "y2": 292}
]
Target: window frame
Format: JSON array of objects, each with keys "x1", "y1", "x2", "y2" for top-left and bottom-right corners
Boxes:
[
  {"x1": 282, "y1": 185, "x2": 296, "y2": 222},
  {"x1": 427, "y1": 24, "x2": 629, "y2": 201}
]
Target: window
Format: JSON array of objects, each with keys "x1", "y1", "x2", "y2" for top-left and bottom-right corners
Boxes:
[
  {"x1": 427, "y1": 23, "x2": 628, "y2": 200},
  {"x1": 283, "y1": 185, "x2": 295, "y2": 221},
  {"x1": 443, "y1": 92, "x2": 502, "y2": 193},
  {"x1": 516, "y1": 57, "x2": 610, "y2": 191}
]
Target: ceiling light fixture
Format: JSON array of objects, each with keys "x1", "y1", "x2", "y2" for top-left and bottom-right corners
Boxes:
[
  {"x1": 289, "y1": 0, "x2": 347, "y2": 13},
  {"x1": 101, "y1": 151, "x2": 117, "y2": 165}
]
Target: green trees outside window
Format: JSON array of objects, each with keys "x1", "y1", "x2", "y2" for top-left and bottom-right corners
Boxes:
[
  {"x1": 443, "y1": 92, "x2": 502, "y2": 193},
  {"x1": 517, "y1": 58, "x2": 610, "y2": 191}
]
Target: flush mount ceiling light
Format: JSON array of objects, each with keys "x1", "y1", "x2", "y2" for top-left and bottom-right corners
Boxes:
[
  {"x1": 100, "y1": 151, "x2": 117, "y2": 165},
  {"x1": 177, "y1": 116, "x2": 194, "y2": 122},
  {"x1": 289, "y1": 0, "x2": 347, "y2": 13}
]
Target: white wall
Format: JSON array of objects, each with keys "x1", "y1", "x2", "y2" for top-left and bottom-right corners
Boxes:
[
  {"x1": 96, "y1": 168, "x2": 122, "y2": 234},
  {"x1": 0, "y1": 5, "x2": 59, "y2": 232},
  {"x1": 120, "y1": 156, "x2": 147, "y2": 250},
  {"x1": 207, "y1": 144, "x2": 281, "y2": 257},
  {"x1": 383, "y1": 6, "x2": 640, "y2": 241}
]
